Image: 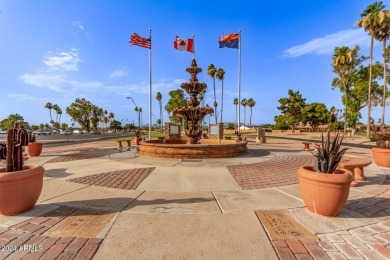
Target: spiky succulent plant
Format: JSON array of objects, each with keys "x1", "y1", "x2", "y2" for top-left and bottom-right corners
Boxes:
[{"x1": 312, "y1": 130, "x2": 348, "y2": 173}]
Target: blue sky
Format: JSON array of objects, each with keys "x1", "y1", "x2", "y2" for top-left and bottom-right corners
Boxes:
[{"x1": 0, "y1": 0, "x2": 387, "y2": 127}]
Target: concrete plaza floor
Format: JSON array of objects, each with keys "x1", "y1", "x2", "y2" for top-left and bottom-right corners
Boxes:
[{"x1": 0, "y1": 134, "x2": 389, "y2": 259}]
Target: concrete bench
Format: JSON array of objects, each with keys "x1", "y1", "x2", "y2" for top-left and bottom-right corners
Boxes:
[
  {"x1": 338, "y1": 157, "x2": 372, "y2": 187},
  {"x1": 116, "y1": 139, "x2": 132, "y2": 150}
]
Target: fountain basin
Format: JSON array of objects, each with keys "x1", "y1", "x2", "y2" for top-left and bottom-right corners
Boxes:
[{"x1": 138, "y1": 139, "x2": 247, "y2": 159}]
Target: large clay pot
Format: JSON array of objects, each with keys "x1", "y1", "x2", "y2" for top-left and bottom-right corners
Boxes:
[
  {"x1": 134, "y1": 137, "x2": 143, "y2": 145},
  {"x1": 25, "y1": 142, "x2": 43, "y2": 156},
  {"x1": 0, "y1": 165, "x2": 44, "y2": 215},
  {"x1": 372, "y1": 147, "x2": 390, "y2": 167},
  {"x1": 297, "y1": 166, "x2": 352, "y2": 217}
]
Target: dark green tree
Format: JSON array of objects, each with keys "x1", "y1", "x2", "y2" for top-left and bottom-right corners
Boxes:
[
  {"x1": 110, "y1": 120, "x2": 122, "y2": 132},
  {"x1": 164, "y1": 89, "x2": 188, "y2": 123},
  {"x1": 66, "y1": 98, "x2": 104, "y2": 133},
  {"x1": 275, "y1": 90, "x2": 306, "y2": 130},
  {"x1": 301, "y1": 103, "x2": 330, "y2": 130},
  {"x1": 0, "y1": 114, "x2": 30, "y2": 129}
]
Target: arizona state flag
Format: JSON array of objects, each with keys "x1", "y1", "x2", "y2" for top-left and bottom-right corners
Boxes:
[
  {"x1": 219, "y1": 33, "x2": 239, "y2": 49},
  {"x1": 174, "y1": 36, "x2": 194, "y2": 53}
]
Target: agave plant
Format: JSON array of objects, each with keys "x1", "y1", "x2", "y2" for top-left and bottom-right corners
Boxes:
[{"x1": 312, "y1": 130, "x2": 348, "y2": 173}]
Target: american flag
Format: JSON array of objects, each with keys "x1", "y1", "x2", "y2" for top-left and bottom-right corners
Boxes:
[{"x1": 129, "y1": 32, "x2": 151, "y2": 49}]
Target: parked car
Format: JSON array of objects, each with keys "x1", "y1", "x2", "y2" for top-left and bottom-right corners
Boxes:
[
  {"x1": 51, "y1": 130, "x2": 60, "y2": 134},
  {"x1": 0, "y1": 129, "x2": 6, "y2": 134},
  {"x1": 35, "y1": 129, "x2": 51, "y2": 135},
  {"x1": 60, "y1": 130, "x2": 72, "y2": 135},
  {"x1": 73, "y1": 130, "x2": 84, "y2": 134},
  {"x1": 91, "y1": 130, "x2": 100, "y2": 135}
]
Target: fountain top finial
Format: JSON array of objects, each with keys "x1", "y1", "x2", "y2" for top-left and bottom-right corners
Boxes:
[{"x1": 186, "y1": 59, "x2": 202, "y2": 83}]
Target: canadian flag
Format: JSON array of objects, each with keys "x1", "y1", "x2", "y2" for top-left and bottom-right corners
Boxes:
[{"x1": 174, "y1": 36, "x2": 194, "y2": 53}]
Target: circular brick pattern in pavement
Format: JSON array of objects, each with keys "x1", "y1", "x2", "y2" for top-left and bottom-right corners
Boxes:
[
  {"x1": 227, "y1": 154, "x2": 316, "y2": 189},
  {"x1": 45, "y1": 149, "x2": 120, "y2": 163},
  {"x1": 67, "y1": 168, "x2": 155, "y2": 190}
]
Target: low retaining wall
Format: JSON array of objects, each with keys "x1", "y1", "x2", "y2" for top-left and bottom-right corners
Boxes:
[{"x1": 138, "y1": 139, "x2": 247, "y2": 159}]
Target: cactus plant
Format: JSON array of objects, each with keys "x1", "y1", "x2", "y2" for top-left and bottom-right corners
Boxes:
[
  {"x1": 1, "y1": 123, "x2": 29, "y2": 172},
  {"x1": 372, "y1": 124, "x2": 390, "y2": 149}
]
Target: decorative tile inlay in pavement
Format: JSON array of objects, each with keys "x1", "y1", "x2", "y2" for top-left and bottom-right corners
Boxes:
[
  {"x1": 67, "y1": 168, "x2": 155, "y2": 190},
  {"x1": 45, "y1": 148, "x2": 120, "y2": 163},
  {"x1": 256, "y1": 210, "x2": 317, "y2": 241},
  {"x1": 227, "y1": 154, "x2": 316, "y2": 189},
  {"x1": 1, "y1": 206, "x2": 103, "y2": 260}
]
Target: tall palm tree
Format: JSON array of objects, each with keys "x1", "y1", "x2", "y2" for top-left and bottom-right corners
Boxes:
[
  {"x1": 134, "y1": 107, "x2": 140, "y2": 129},
  {"x1": 52, "y1": 104, "x2": 59, "y2": 126},
  {"x1": 139, "y1": 107, "x2": 143, "y2": 129},
  {"x1": 216, "y1": 68, "x2": 225, "y2": 123},
  {"x1": 247, "y1": 98, "x2": 256, "y2": 128},
  {"x1": 376, "y1": 10, "x2": 390, "y2": 123},
  {"x1": 156, "y1": 92, "x2": 163, "y2": 132},
  {"x1": 57, "y1": 108, "x2": 62, "y2": 127},
  {"x1": 241, "y1": 98, "x2": 248, "y2": 128},
  {"x1": 207, "y1": 64, "x2": 217, "y2": 123},
  {"x1": 233, "y1": 98, "x2": 239, "y2": 127},
  {"x1": 108, "y1": 112, "x2": 114, "y2": 129},
  {"x1": 332, "y1": 45, "x2": 360, "y2": 134},
  {"x1": 44, "y1": 102, "x2": 53, "y2": 123},
  {"x1": 356, "y1": 1, "x2": 386, "y2": 137}
]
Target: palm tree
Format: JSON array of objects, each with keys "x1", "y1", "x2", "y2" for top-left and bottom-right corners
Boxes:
[
  {"x1": 139, "y1": 107, "x2": 143, "y2": 129},
  {"x1": 332, "y1": 45, "x2": 360, "y2": 134},
  {"x1": 207, "y1": 64, "x2": 217, "y2": 123},
  {"x1": 241, "y1": 98, "x2": 248, "y2": 128},
  {"x1": 233, "y1": 98, "x2": 239, "y2": 127},
  {"x1": 44, "y1": 102, "x2": 53, "y2": 123},
  {"x1": 52, "y1": 104, "x2": 59, "y2": 126},
  {"x1": 216, "y1": 68, "x2": 225, "y2": 123},
  {"x1": 156, "y1": 92, "x2": 163, "y2": 132},
  {"x1": 247, "y1": 98, "x2": 256, "y2": 128},
  {"x1": 376, "y1": 10, "x2": 390, "y2": 123},
  {"x1": 57, "y1": 108, "x2": 62, "y2": 127},
  {"x1": 356, "y1": 1, "x2": 386, "y2": 137},
  {"x1": 134, "y1": 107, "x2": 140, "y2": 129}
]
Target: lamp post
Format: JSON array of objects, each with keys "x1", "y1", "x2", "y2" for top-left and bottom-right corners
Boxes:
[{"x1": 127, "y1": 97, "x2": 141, "y2": 131}]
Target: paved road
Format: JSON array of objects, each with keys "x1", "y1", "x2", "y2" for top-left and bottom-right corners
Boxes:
[{"x1": 0, "y1": 132, "x2": 134, "y2": 148}]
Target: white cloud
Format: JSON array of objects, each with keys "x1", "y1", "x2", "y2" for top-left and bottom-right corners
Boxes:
[
  {"x1": 44, "y1": 48, "x2": 81, "y2": 71},
  {"x1": 73, "y1": 21, "x2": 84, "y2": 31},
  {"x1": 20, "y1": 73, "x2": 66, "y2": 92},
  {"x1": 7, "y1": 94, "x2": 49, "y2": 103},
  {"x1": 109, "y1": 69, "x2": 128, "y2": 79},
  {"x1": 282, "y1": 29, "x2": 370, "y2": 58}
]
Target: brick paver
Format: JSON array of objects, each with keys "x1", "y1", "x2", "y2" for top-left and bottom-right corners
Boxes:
[
  {"x1": 2, "y1": 207, "x2": 104, "y2": 260},
  {"x1": 227, "y1": 154, "x2": 316, "y2": 189},
  {"x1": 67, "y1": 167, "x2": 155, "y2": 190}
]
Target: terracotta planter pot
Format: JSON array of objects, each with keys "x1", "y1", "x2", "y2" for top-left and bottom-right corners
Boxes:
[
  {"x1": 235, "y1": 136, "x2": 242, "y2": 142},
  {"x1": 134, "y1": 137, "x2": 142, "y2": 145},
  {"x1": 0, "y1": 165, "x2": 44, "y2": 215},
  {"x1": 25, "y1": 142, "x2": 43, "y2": 156},
  {"x1": 297, "y1": 166, "x2": 352, "y2": 217},
  {"x1": 372, "y1": 147, "x2": 390, "y2": 167}
]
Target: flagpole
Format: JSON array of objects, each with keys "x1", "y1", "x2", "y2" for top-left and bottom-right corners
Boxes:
[
  {"x1": 149, "y1": 28, "x2": 152, "y2": 140},
  {"x1": 192, "y1": 35, "x2": 195, "y2": 59},
  {"x1": 237, "y1": 30, "x2": 242, "y2": 135}
]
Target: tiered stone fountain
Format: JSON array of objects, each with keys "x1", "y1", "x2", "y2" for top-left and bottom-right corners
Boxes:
[{"x1": 138, "y1": 59, "x2": 247, "y2": 158}]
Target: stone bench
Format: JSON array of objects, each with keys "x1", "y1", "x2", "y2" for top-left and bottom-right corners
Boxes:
[
  {"x1": 116, "y1": 139, "x2": 132, "y2": 150},
  {"x1": 302, "y1": 142, "x2": 320, "y2": 151},
  {"x1": 338, "y1": 157, "x2": 372, "y2": 187}
]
